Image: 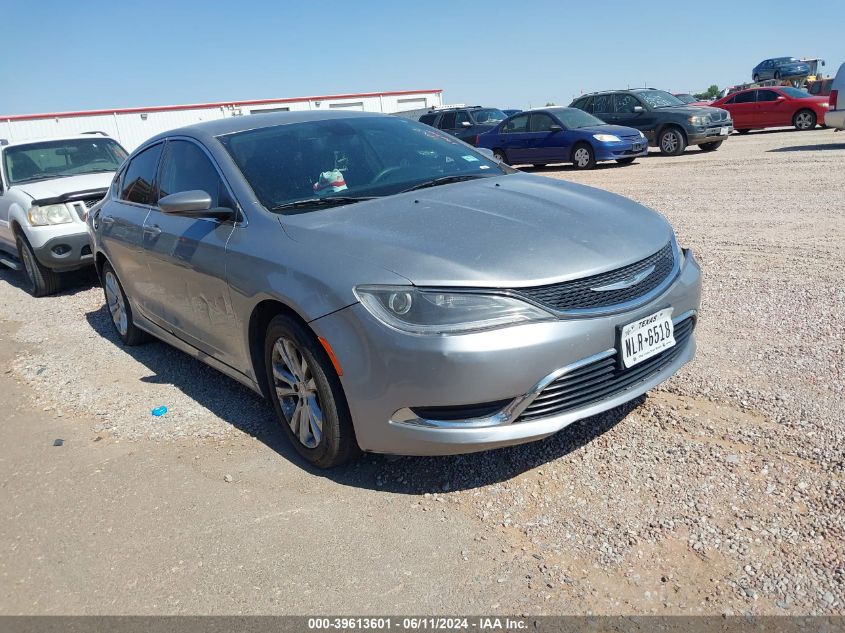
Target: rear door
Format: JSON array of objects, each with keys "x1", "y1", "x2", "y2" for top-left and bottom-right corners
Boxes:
[
  {"x1": 755, "y1": 89, "x2": 786, "y2": 126},
  {"x1": 589, "y1": 93, "x2": 615, "y2": 123},
  {"x1": 437, "y1": 111, "x2": 459, "y2": 138},
  {"x1": 726, "y1": 90, "x2": 757, "y2": 128},
  {"x1": 98, "y1": 141, "x2": 163, "y2": 305},
  {"x1": 498, "y1": 113, "x2": 531, "y2": 163},
  {"x1": 140, "y1": 138, "x2": 239, "y2": 364}
]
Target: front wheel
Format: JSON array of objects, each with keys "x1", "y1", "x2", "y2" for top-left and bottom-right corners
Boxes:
[
  {"x1": 264, "y1": 314, "x2": 358, "y2": 468},
  {"x1": 492, "y1": 149, "x2": 509, "y2": 165},
  {"x1": 571, "y1": 143, "x2": 596, "y2": 169},
  {"x1": 101, "y1": 261, "x2": 149, "y2": 346},
  {"x1": 793, "y1": 109, "x2": 816, "y2": 131},
  {"x1": 658, "y1": 127, "x2": 687, "y2": 156},
  {"x1": 753, "y1": 74, "x2": 760, "y2": 83},
  {"x1": 699, "y1": 141, "x2": 723, "y2": 152},
  {"x1": 16, "y1": 234, "x2": 60, "y2": 297},
  {"x1": 615, "y1": 157, "x2": 636, "y2": 165}
]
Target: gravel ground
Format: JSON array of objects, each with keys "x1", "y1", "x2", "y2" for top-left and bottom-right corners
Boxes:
[{"x1": 1, "y1": 127, "x2": 842, "y2": 615}]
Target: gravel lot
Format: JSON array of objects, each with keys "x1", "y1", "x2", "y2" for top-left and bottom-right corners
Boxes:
[{"x1": 1, "y1": 127, "x2": 843, "y2": 615}]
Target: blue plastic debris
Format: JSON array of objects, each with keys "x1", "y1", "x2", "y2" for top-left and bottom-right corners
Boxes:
[{"x1": 151, "y1": 406, "x2": 168, "y2": 417}]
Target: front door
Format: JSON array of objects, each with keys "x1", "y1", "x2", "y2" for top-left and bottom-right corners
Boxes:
[
  {"x1": 141, "y1": 139, "x2": 239, "y2": 365},
  {"x1": 526, "y1": 112, "x2": 569, "y2": 163},
  {"x1": 755, "y1": 89, "x2": 789, "y2": 126},
  {"x1": 612, "y1": 93, "x2": 656, "y2": 142}
]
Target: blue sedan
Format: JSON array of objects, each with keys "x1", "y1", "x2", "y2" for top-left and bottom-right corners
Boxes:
[{"x1": 477, "y1": 107, "x2": 648, "y2": 170}]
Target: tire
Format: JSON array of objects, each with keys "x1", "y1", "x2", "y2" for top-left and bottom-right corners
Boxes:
[
  {"x1": 492, "y1": 149, "x2": 509, "y2": 165},
  {"x1": 571, "y1": 143, "x2": 596, "y2": 169},
  {"x1": 736, "y1": 129, "x2": 751, "y2": 135},
  {"x1": 101, "y1": 261, "x2": 149, "y2": 346},
  {"x1": 774, "y1": 71, "x2": 781, "y2": 80},
  {"x1": 699, "y1": 141, "x2": 723, "y2": 152},
  {"x1": 753, "y1": 74, "x2": 760, "y2": 83},
  {"x1": 264, "y1": 314, "x2": 358, "y2": 468},
  {"x1": 615, "y1": 157, "x2": 636, "y2": 165},
  {"x1": 793, "y1": 109, "x2": 816, "y2": 131},
  {"x1": 16, "y1": 234, "x2": 60, "y2": 297},
  {"x1": 658, "y1": 127, "x2": 687, "y2": 156}
]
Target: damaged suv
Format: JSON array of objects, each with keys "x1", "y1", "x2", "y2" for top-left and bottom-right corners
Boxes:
[{"x1": 0, "y1": 134, "x2": 128, "y2": 295}]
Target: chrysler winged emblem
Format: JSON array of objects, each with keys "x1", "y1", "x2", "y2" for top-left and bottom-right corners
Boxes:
[{"x1": 591, "y1": 265, "x2": 655, "y2": 292}]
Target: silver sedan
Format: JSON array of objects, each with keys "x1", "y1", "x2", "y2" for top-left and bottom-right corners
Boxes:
[{"x1": 89, "y1": 111, "x2": 701, "y2": 467}]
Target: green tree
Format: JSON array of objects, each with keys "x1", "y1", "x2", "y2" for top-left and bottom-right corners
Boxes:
[{"x1": 694, "y1": 84, "x2": 720, "y2": 100}]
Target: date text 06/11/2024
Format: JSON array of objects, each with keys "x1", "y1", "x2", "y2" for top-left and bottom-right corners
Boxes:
[{"x1": 307, "y1": 617, "x2": 528, "y2": 630}]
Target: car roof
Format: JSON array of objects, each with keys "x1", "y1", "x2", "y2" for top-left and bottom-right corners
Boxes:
[
  {"x1": 1, "y1": 133, "x2": 117, "y2": 149},
  {"x1": 578, "y1": 88, "x2": 662, "y2": 97},
  {"x1": 141, "y1": 109, "x2": 391, "y2": 146}
]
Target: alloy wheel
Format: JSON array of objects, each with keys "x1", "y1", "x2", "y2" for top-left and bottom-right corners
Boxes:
[
  {"x1": 271, "y1": 336, "x2": 323, "y2": 449},
  {"x1": 795, "y1": 112, "x2": 814, "y2": 130},
  {"x1": 104, "y1": 271, "x2": 128, "y2": 336},
  {"x1": 19, "y1": 243, "x2": 37, "y2": 291},
  {"x1": 661, "y1": 132, "x2": 679, "y2": 153},
  {"x1": 573, "y1": 147, "x2": 591, "y2": 168}
]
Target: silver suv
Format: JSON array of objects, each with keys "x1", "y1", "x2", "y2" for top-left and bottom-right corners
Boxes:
[{"x1": 0, "y1": 134, "x2": 127, "y2": 295}]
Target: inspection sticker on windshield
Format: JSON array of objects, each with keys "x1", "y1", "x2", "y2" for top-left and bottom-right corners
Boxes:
[
  {"x1": 619, "y1": 308, "x2": 675, "y2": 368},
  {"x1": 461, "y1": 155, "x2": 480, "y2": 162}
]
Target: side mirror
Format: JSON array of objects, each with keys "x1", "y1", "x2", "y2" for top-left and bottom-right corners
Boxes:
[
  {"x1": 460, "y1": 121, "x2": 472, "y2": 128},
  {"x1": 548, "y1": 124, "x2": 563, "y2": 132},
  {"x1": 633, "y1": 105, "x2": 645, "y2": 113},
  {"x1": 777, "y1": 96, "x2": 786, "y2": 101},
  {"x1": 159, "y1": 190, "x2": 234, "y2": 220}
]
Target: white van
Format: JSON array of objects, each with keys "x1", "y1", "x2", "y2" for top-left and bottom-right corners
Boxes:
[{"x1": 824, "y1": 62, "x2": 845, "y2": 131}]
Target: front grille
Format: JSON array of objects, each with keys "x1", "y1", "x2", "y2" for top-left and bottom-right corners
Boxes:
[
  {"x1": 515, "y1": 243, "x2": 675, "y2": 313},
  {"x1": 517, "y1": 316, "x2": 695, "y2": 422},
  {"x1": 81, "y1": 197, "x2": 102, "y2": 209},
  {"x1": 710, "y1": 110, "x2": 728, "y2": 122}
]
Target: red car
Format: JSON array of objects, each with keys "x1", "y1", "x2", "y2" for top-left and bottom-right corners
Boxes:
[{"x1": 711, "y1": 86, "x2": 829, "y2": 133}]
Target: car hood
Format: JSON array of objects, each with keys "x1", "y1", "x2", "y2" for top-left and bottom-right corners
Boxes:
[
  {"x1": 650, "y1": 105, "x2": 725, "y2": 117},
  {"x1": 280, "y1": 173, "x2": 674, "y2": 288},
  {"x1": 12, "y1": 173, "x2": 115, "y2": 202},
  {"x1": 575, "y1": 124, "x2": 642, "y2": 137}
]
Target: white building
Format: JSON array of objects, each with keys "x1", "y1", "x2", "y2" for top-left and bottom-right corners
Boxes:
[{"x1": 1, "y1": 89, "x2": 443, "y2": 151}]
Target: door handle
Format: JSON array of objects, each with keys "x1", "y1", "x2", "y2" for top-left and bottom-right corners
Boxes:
[
  {"x1": 143, "y1": 224, "x2": 162, "y2": 237},
  {"x1": 100, "y1": 215, "x2": 114, "y2": 226}
]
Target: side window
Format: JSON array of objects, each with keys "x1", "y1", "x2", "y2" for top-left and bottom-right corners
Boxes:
[
  {"x1": 733, "y1": 90, "x2": 756, "y2": 104},
  {"x1": 418, "y1": 113, "x2": 438, "y2": 126},
  {"x1": 592, "y1": 94, "x2": 614, "y2": 114},
  {"x1": 501, "y1": 114, "x2": 529, "y2": 134},
  {"x1": 120, "y1": 143, "x2": 163, "y2": 205},
  {"x1": 455, "y1": 111, "x2": 471, "y2": 127},
  {"x1": 724, "y1": 95, "x2": 737, "y2": 105},
  {"x1": 757, "y1": 90, "x2": 779, "y2": 102},
  {"x1": 439, "y1": 112, "x2": 457, "y2": 129},
  {"x1": 158, "y1": 140, "x2": 229, "y2": 209},
  {"x1": 571, "y1": 97, "x2": 588, "y2": 110},
  {"x1": 529, "y1": 114, "x2": 557, "y2": 132},
  {"x1": 614, "y1": 93, "x2": 641, "y2": 114}
]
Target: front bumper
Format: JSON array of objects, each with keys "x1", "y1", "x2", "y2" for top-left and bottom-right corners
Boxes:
[
  {"x1": 30, "y1": 231, "x2": 94, "y2": 271},
  {"x1": 688, "y1": 123, "x2": 733, "y2": 144},
  {"x1": 311, "y1": 250, "x2": 702, "y2": 456},
  {"x1": 594, "y1": 138, "x2": 649, "y2": 161}
]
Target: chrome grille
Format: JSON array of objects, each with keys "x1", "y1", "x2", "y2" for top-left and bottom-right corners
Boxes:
[
  {"x1": 515, "y1": 243, "x2": 675, "y2": 313},
  {"x1": 81, "y1": 197, "x2": 102, "y2": 209},
  {"x1": 517, "y1": 316, "x2": 695, "y2": 422}
]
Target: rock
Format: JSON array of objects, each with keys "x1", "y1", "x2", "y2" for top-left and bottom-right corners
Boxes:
[{"x1": 223, "y1": 474, "x2": 233, "y2": 483}]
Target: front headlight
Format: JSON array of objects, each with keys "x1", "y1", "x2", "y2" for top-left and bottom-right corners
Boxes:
[
  {"x1": 28, "y1": 204, "x2": 74, "y2": 226},
  {"x1": 354, "y1": 286, "x2": 554, "y2": 335},
  {"x1": 593, "y1": 134, "x2": 621, "y2": 142},
  {"x1": 639, "y1": 130, "x2": 646, "y2": 138},
  {"x1": 688, "y1": 115, "x2": 709, "y2": 126}
]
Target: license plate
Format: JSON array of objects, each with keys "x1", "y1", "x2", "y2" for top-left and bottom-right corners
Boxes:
[
  {"x1": 720, "y1": 126, "x2": 730, "y2": 135},
  {"x1": 619, "y1": 308, "x2": 675, "y2": 368},
  {"x1": 632, "y1": 142, "x2": 643, "y2": 151}
]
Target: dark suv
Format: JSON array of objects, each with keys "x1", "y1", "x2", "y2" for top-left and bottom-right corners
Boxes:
[
  {"x1": 570, "y1": 89, "x2": 733, "y2": 155},
  {"x1": 416, "y1": 106, "x2": 507, "y2": 145}
]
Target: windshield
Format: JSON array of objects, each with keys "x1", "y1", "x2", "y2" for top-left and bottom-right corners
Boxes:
[
  {"x1": 218, "y1": 116, "x2": 505, "y2": 212},
  {"x1": 780, "y1": 87, "x2": 812, "y2": 99},
  {"x1": 554, "y1": 108, "x2": 605, "y2": 129},
  {"x1": 775, "y1": 57, "x2": 799, "y2": 63},
  {"x1": 470, "y1": 108, "x2": 507, "y2": 124},
  {"x1": 675, "y1": 94, "x2": 696, "y2": 104},
  {"x1": 637, "y1": 90, "x2": 684, "y2": 108},
  {"x1": 3, "y1": 138, "x2": 127, "y2": 185}
]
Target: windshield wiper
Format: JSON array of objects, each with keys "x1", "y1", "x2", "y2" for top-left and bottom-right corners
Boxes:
[
  {"x1": 270, "y1": 196, "x2": 376, "y2": 212},
  {"x1": 15, "y1": 173, "x2": 68, "y2": 184},
  {"x1": 400, "y1": 174, "x2": 489, "y2": 193}
]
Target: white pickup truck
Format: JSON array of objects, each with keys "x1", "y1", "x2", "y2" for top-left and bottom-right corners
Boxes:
[{"x1": 0, "y1": 134, "x2": 128, "y2": 295}]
